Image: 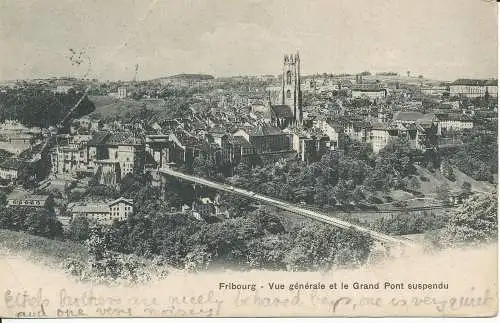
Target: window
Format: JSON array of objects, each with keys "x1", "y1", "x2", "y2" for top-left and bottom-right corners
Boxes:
[
  {"x1": 286, "y1": 70, "x2": 292, "y2": 84},
  {"x1": 286, "y1": 90, "x2": 291, "y2": 99}
]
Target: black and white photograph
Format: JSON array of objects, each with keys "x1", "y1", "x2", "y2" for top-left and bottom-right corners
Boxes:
[{"x1": 0, "y1": 0, "x2": 498, "y2": 318}]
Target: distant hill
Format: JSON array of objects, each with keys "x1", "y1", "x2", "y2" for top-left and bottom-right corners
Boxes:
[{"x1": 156, "y1": 74, "x2": 215, "y2": 81}]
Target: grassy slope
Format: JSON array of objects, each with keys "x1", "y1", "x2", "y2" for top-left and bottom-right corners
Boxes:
[
  {"x1": 0, "y1": 229, "x2": 89, "y2": 267},
  {"x1": 0, "y1": 230, "x2": 174, "y2": 281}
]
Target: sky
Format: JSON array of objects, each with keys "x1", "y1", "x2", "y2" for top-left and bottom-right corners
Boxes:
[{"x1": 0, "y1": 0, "x2": 497, "y2": 81}]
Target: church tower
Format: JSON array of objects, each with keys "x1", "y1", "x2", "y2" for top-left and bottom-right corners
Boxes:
[{"x1": 281, "y1": 51, "x2": 302, "y2": 124}]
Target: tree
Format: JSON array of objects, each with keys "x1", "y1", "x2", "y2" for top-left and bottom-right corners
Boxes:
[
  {"x1": 284, "y1": 223, "x2": 373, "y2": 271},
  {"x1": 192, "y1": 156, "x2": 217, "y2": 178},
  {"x1": 441, "y1": 193, "x2": 497, "y2": 245},
  {"x1": 461, "y1": 181, "x2": 472, "y2": 193},
  {"x1": 436, "y1": 183, "x2": 450, "y2": 203},
  {"x1": 67, "y1": 216, "x2": 91, "y2": 241},
  {"x1": 441, "y1": 162, "x2": 456, "y2": 181},
  {"x1": 246, "y1": 235, "x2": 290, "y2": 270}
]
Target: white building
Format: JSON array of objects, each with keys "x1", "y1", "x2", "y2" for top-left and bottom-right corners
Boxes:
[
  {"x1": 438, "y1": 114, "x2": 474, "y2": 132},
  {"x1": 0, "y1": 158, "x2": 23, "y2": 182},
  {"x1": 351, "y1": 84, "x2": 387, "y2": 101},
  {"x1": 314, "y1": 119, "x2": 343, "y2": 149},
  {"x1": 370, "y1": 123, "x2": 391, "y2": 153},
  {"x1": 117, "y1": 87, "x2": 127, "y2": 99},
  {"x1": 7, "y1": 193, "x2": 51, "y2": 208},
  {"x1": 449, "y1": 79, "x2": 498, "y2": 98},
  {"x1": 69, "y1": 197, "x2": 134, "y2": 225}
]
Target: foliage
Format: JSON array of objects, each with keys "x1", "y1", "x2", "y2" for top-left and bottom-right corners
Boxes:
[
  {"x1": 0, "y1": 206, "x2": 63, "y2": 239},
  {"x1": 0, "y1": 88, "x2": 95, "y2": 128},
  {"x1": 441, "y1": 193, "x2": 497, "y2": 245},
  {"x1": 371, "y1": 211, "x2": 448, "y2": 236},
  {"x1": 441, "y1": 162, "x2": 456, "y2": 181},
  {"x1": 445, "y1": 134, "x2": 497, "y2": 182},
  {"x1": 284, "y1": 224, "x2": 373, "y2": 271},
  {"x1": 0, "y1": 228, "x2": 88, "y2": 264},
  {"x1": 66, "y1": 216, "x2": 91, "y2": 242}
]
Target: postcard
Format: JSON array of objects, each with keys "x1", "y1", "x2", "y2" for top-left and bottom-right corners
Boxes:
[{"x1": 0, "y1": 0, "x2": 498, "y2": 318}]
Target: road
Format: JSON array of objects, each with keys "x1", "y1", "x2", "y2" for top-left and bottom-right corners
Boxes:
[{"x1": 159, "y1": 167, "x2": 416, "y2": 247}]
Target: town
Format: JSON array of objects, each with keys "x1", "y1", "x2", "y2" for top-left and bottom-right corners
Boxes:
[{"x1": 0, "y1": 52, "x2": 497, "y2": 276}]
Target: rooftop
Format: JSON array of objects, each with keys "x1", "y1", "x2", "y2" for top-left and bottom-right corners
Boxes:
[
  {"x1": 0, "y1": 158, "x2": 24, "y2": 170},
  {"x1": 271, "y1": 105, "x2": 294, "y2": 119},
  {"x1": 248, "y1": 124, "x2": 284, "y2": 136},
  {"x1": 451, "y1": 79, "x2": 498, "y2": 86},
  {"x1": 8, "y1": 193, "x2": 50, "y2": 201},
  {"x1": 232, "y1": 135, "x2": 253, "y2": 148}
]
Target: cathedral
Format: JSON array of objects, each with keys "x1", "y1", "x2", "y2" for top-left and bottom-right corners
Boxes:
[{"x1": 270, "y1": 52, "x2": 303, "y2": 129}]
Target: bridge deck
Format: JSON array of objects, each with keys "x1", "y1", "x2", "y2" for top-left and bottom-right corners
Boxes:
[{"x1": 159, "y1": 167, "x2": 416, "y2": 247}]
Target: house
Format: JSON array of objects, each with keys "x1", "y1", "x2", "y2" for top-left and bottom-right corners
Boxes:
[
  {"x1": 391, "y1": 111, "x2": 440, "y2": 151},
  {"x1": 69, "y1": 197, "x2": 133, "y2": 224},
  {"x1": 117, "y1": 87, "x2": 127, "y2": 99},
  {"x1": 192, "y1": 197, "x2": 216, "y2": 219}
]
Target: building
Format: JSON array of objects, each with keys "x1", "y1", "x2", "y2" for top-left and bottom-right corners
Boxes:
[
  {"x1": 192, "y1": 197, "x2": 216, "y2": 219},
  {"x1": 437, "y1": 113, "x2": 474, "y2": 134},
  {"x1": 270, "y1": 52, "x2": 303, "y2": 129},
  {"x1": 145, "y1": 134, "x2": 171, "y2": 169},
  {"x1": 7, "y1": 193, "x2": 51, "y2": 209},
  {"x1": 0, "y1": 158, "x2": 24, "y2": 183},
  {"x1": 314, "y1": 120, "x2": 343, "y2": 150},
  {"x1": 283, "y1": 126, "x2": 329, "y2": 162},
  {"x1": 53, "y1": 85, "x2": 74, "y2": 94},
  {"x1": 69, "y1": 197, "x2": 134, "y2": 225},
  {"x1": 0, "y1": 120, "x2": 41, "y2": 154},
  {"x1": 391, "y1": 111, "x2": 440, "y2": 151},
  {"x1": 70, "y1": 117, "x2": 101, "y2": 134},
  {"x1": 345, "y1": 121, "x2": 371, "y2": 143},
  {"x1": 351, "y1": 83, "x2": 387, "y2": 101},
  {"x1": 420, "y1": 85, "x2": 448, "y2": 97},
  {"x1": 449, "y1": 79, "x2": 498, "y2": 98},
  {"x1": 234, "y1": 124, "x2": 291, "y2": 154},
  {"x1": 369, "y1": 122, "x2": 391, "y2": 153},
  {"x1": 87, "y1": 132, "x2": 145, "y2": 180},
  {"x1": 117, "y1": 87, "x2": 127, "y2": 99},
  {"x1": 231, "y1": 135, "x2": 255, "y2": 163}
]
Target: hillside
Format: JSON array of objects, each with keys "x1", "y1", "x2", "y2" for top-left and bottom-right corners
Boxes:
[
  {"x1": 88, "y1": 96, "x2": 167, "y2": 119},
  {"x1": 0, "y1": 229, "x2": 171, "y2": 284},
  {"x1": 154, "y1": 74, "x2": 215, "y2": 82},
  {"x1": 0, "y1": 229, "x2": 89, "y2": 268}
]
